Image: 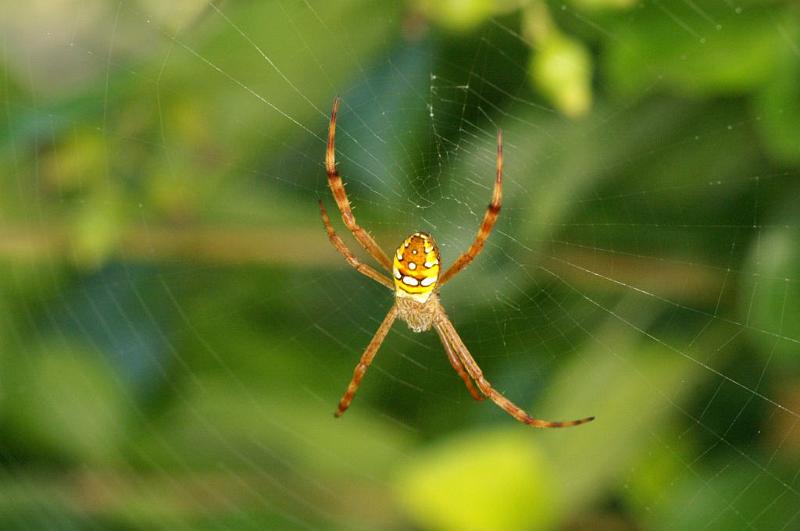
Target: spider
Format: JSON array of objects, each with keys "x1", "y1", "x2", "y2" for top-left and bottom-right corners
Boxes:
[{"x1": 318, "y1": 97, "x2": 594, "y2": 428}]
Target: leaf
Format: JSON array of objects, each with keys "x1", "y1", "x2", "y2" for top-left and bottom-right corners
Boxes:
[
  {"x1": 605, "y1": 5, "x2": 797, "y2": 99},
  {"x1": 570, "y1": 0, "x2": 636, "y2": 10},
  {"x1": 164, "y1": 0, "x2": 402, "y2": 158},
  {"x1": 6, "y1": 340, "x2": 129, "y2": 464},
  {"x1": 624, "y1": 427, "x2": 696, "y2": 514},
  {"x1": 741, "y1": 203, "x2": 800, "y2": 371},
  {"x1": 70, "y1": 188, "x2": 125, "y2": 270},
  {"x1": 394, "y1": 429, "x2": 558, "y2": 531},
  {"x1": 754, "y1": 56, "x2": 800, "y2": 165},
  {"x1": 40, "y1": 129, "x2": 106, "y2": 193},
  {"x1": 137, "y1": 0, "x2": 210, "y2": 32},
  {"x1": 535, "y1": 298, "x2": 707, "y2": 508},
  {"x1": 131, "y1": 375, "x2": 414, "y2": 478},
  {"x1": 530, "y1": 33, "x2": 593, "y2": 118},
  {"x1": 416, "y1": 0, "x2": 495, "y2": 32},
  {"x1": 637, "y1": 460, "x2": 800, "y2": 531}
]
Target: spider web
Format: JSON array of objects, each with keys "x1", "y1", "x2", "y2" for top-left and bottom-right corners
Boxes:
[{"x1": 1, "y1": 0, "x2": 799, "y2": 529}]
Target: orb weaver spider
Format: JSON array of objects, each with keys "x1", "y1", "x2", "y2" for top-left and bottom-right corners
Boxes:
[{"x1": 318, "y1": 97, "x2": 594, "y2": 428}]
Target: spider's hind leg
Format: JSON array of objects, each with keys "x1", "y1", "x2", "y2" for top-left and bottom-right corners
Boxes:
[
  {"x1": 435, "y1": 315, "x2": 595, "y2": 429},
  {"x1": 436, "y1": 325, "x2": 484, "y2": 401},
  {"x1": 334, "y1": 304, "x2": 398, "y2": 417}
]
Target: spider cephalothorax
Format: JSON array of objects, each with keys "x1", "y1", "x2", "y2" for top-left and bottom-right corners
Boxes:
[{"x1": 318, "y1": 97, "x2": 594, "y2": 428}]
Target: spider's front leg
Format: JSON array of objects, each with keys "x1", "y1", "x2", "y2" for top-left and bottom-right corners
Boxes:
[
  {"x1": 318, "y1": 200, "x2": 394, "y2": 290},
  {"x1": 325, "y1": 97, "x2": 393, "y2": 271},
  {"x1": 438, "y1": 129, "x2": 503, "y2": 286}
]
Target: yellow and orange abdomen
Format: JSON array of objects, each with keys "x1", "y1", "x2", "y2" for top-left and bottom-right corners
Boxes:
[{"x1": 393, "y1": 233, "x2": 440, "y2": 302}]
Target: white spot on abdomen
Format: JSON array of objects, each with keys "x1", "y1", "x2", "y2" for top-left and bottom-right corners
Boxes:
[
  {"x1": 420, "y1": 276, "x2": 436, "y2": 287},
  {"x1": 402, "y1": 276, "x2": 420, "y2": 287}
]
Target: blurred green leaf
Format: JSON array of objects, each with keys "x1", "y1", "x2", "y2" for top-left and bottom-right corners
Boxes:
[
  {"x1": 5, "y1": 340, "x2": 129, "y2": 464},
  {"x1": 131, "y1": 375, "x2": 414, "y2": 478},
  {"x1": 638, "y1": 460, "x2": 800, "y2": 531},
  {"x1": 40, "y1": 129, "x2": 107, "y2": 194},
  {"x1": 395, "y1": 429, "x2": 558, "y2": 531},
  {"x1": 0, "y1": 477, "x2": 87, "y2": 530},
  {"x1": 742, "y1": 205, "x2": 800, "y2": 371},
  {"x1": 624, "y1": 427, "x2": 696, "y2": 514},
  {"x1": 755, "y1": 56, "x2": 800, "y2": 165},
  {"x1": 536, "y1": 299, "x2": 706, "y2": 509},
  {"x1": 138, "y1": 0, "x2": 209, "y2": 33},
  {"x1": 416, "y1": 0, "x2": 495, "y2": 32},
  {"x1": 162, "y1": 0, "x2": 402, "y2": 164},
  {"x1": 128, "y1": 374, "x2": 413, "y2": 529},
  {"x1": 0, "y1": 298, "x2": 8, "y2": 417},
  {"x1": 522, "y1": 0, "x2": 593, "y2": 117},
  {"x1": 605, "y1": 5, "x2": 798, "y2": 99},
  {"x1": 70, "y1": 188, "x2": 125, "y2": 270},
  {"x1": 570, "y1": 0, "x2": 636, "y2": 10},
  {"x1": 530, "y1": 33, "x2": 593, "y2": 118}
]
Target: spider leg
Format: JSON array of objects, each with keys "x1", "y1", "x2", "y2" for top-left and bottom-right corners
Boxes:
[
  {"x1": 318, "y1": 200, "x2": 394, "y2": 290},
  {"x1": 326, "y1": 97, "x2": 393, "y2": 272},
  {"x1": 435, "y1": 324, "x2": 484, "y2": 401},
  {"x1": 439, "y1": 129, "x2": 503, "y2": 286},
  {"x1": 334, "y1": 304, "x2": 398, "y2": 417},
  {"x1": 435, "y1": 314, "x2": 594, "y2": 428}
]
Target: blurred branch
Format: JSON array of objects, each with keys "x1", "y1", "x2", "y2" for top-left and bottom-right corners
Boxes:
[
  {"x1": 0, "y1": 225, "x2": 338, "y2": 266},
  {"x1": 542, "y1": 245, "x2": 724, "y2": 305},
  {"x1": 3, "y1": 469, "x2": 398, "y2": 527},
  {"x1": 0, "y1": 225, "x2": 723, "y2": 303}
]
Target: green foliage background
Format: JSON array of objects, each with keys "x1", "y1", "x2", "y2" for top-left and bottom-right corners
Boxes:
[{"x1": 1, "y1": 0, "x2": 799, "y2": 529}]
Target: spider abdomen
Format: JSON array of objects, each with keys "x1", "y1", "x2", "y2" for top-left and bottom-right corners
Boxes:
[
  {"x1": 393, "y1": 232, "x2": 440, "y2": 304},
  {"x1": 396, "y1": 294, "x2": 441, "y2": 333}
]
